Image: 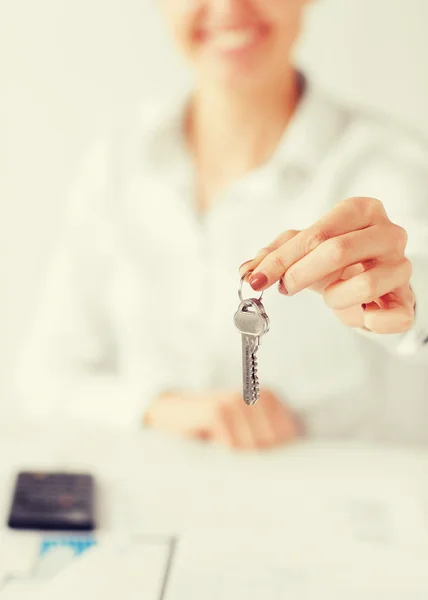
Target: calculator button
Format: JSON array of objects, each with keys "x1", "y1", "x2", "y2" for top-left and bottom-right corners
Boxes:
[{"x1": 58, "y1": 495, "x2": 75, "y2": 509}]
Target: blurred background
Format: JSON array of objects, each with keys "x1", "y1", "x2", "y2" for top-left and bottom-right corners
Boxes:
[{"x1": 2, "y1": 0, "x2": 428, "y2": 406}]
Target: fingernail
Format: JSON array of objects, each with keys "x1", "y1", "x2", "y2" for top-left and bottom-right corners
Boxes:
[
  {"x1": 362, "y1": 303, "x2": 367, "y2": 311},
  {"x1": 278, "y1": 280, "x2": 289, "y2": 295},
  {"x1": 249, "y1": 273, "x2": 268, "y2": 291}
]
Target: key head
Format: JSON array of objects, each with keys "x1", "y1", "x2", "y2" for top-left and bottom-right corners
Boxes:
[
  {"x1": 234, "y1": 300, "x2": 268, "y2": 337},
  {"x1": 248, "y1": 298, "x2": 270, "y2": 335}
]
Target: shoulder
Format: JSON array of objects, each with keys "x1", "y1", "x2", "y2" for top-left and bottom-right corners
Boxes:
[
  {"x1": 91, "y1": 93, "x2": 185, "y2": 169},
  {"x1": 66, "y1": 94, "x2": 186, "y2": 219},
  {"x1": 311, "y1": 86, "x2": 428, "y2": 207},
  {"x1": 307, "y1": 81, "x2": 428, "y2": 167},
  {"x1": 343, "y1": 105, "x2": 428, "y2": 169},
  {"x1": 343, "y1": 111, "x2": 428, "y2": 207}
]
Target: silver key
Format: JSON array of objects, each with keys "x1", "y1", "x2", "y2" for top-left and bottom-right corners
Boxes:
[{"x1": 234, "y1": 296, "x2": 270, "y2": 406}]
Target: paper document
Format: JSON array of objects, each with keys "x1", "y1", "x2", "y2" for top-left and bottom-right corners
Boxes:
[
  {"x1": 165, "y1": 531, "x2": 428, "y2": 600},
  {"x1": 1, "y1": 536, "x2": 174, "y2": 600}
]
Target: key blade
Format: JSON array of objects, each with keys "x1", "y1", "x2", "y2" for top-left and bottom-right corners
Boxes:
[{"x1": 241, "y1": 335, "x2": 260, "y2": 407}]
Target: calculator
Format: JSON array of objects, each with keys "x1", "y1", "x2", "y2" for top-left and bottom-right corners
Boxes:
[{"x1": 7, "y1": 471, "x2": 96, "y2": 531}]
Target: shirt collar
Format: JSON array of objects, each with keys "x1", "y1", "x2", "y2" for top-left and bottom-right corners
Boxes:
[
  {"x1": 140, "y1": 77, "x2": 349, "y2": 187},
  {"x1": 268, "y1": 78, "x2": 350, "y2": 177}
]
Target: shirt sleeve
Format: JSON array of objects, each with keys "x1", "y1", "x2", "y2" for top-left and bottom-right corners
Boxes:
[
  {"x1": 13, "y1": 138, "x2": 168, "y2": 430},
  {"x1": 341, "y1": 130, "x2": 428, "y2": 363}
]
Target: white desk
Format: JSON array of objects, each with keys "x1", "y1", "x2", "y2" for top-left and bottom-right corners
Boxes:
[
  {"x1": 2, "y1": 420, "x2": 428, "y2": 598},
  {"x1": 1, "y1": 420, "x2": 428, "y2": 537},
  {"x1": 1, "y1": 420, "x2": 428, "y2": 529}
]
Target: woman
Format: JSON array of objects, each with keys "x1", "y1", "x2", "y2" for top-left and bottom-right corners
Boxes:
[{"x1": 17, "y1": 0, "x2": 428, "y2": 446}]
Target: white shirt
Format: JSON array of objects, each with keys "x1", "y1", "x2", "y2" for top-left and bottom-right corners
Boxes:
[{"x1": 15, "y1": 81, "x2": 428, "y2": 442}]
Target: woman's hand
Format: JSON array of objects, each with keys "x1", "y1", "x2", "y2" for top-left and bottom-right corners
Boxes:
[
  {"x1": 240, "y1": 197, "x2": 415, "y2": 334},
  {"x1": 144, "y1": 389, "x2": 301, "y2": 450}
]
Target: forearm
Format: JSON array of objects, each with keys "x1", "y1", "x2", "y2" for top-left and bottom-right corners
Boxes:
[
  {"x1": 14, "y1": 360, "x2": 163, "y2": 430},
  {"x1": 143, "y1": 389, "x2": 213, "y2": 437}
]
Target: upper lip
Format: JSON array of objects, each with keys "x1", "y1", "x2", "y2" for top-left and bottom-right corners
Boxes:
[{"x1": 200, "y1": 24, "x2": 264, "y2": 34}]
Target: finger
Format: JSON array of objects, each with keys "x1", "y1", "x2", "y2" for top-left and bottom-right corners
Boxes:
[
  {"x1": 362, "y1": 284, "x2": 415, "y2": 334},
  {"x1": 239, "y1": 230, "x2": 300, "y2": 279},
  {"x1": 334, "y1": 283, "x2": 414, "y2": 330},
  {"x1": 371, "y1": 284, "x2": 415, "y2": 311},
  {"x1": 309, "y1": 196, "x2": 389, "y2": 236},
  {"x1": 244, "y1": 401, "x2": 278, "y2": 449},
  {"x1": 249, "y1": 198, "x2": 404, "y2": 291},
  {"x1": 363, "y1": 303, "x2": 415, "y2": 334},
  {"x1": 250, "y1": 392, "x2": 301, "y2": 446},
  {"x1": 282, "y1": 264, "x2": 366, "y2": 297},
  {"x1": 281, "y1": 225, "x2": 406, "y2": 295},
  {"x1": 264, "y1": 398, "x2": 301, "y2": 443},
  {"x1": 334, "y1": 304, "x2": 366, "y2": 329},
  {"x1": 237, "y1": 402, "x2": 273, "y2": 449},
  {"x1": 323, "y1": 259, "x2": 412, "y2": 310},
  {"x1": 211, "y1": 406, "x2": 235, "y2": 448},
  {"x1": 214, "y1": 400, "x2": 256, "y2": 449}
]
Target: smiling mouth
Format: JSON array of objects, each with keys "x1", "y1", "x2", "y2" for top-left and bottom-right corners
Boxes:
[{"x1": 198, "y1": 25, "x2": 269, "y2": 54}]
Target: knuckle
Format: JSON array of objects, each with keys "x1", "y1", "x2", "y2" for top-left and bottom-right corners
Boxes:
[
  {"x1": 358, "y1": 272, "x2": 378, "y2": 300},
  {"x1": 366, "y1": 196, "x2": 383, "y2": 212},
  {"x1": 349, "y1": 195, "x2": 370, "y2": 213},
  {"x1": 270, "y1": 251, "x2": 287, "y2": 272},
  {"x1": 368, "y1": 197, "x2": 384, "y2": 213},
  {"x1": 391, "y1": 224, "x2": 408, "y2": 250},
  {"x1": 350, "y1": 196, "x2": 383, "y2": 219},
  {"x1": 305, "y1": 229, "x2": 330, "y2": 253},
  {"x1": 327, "y1": 237, "x2": 351, "y2": 266},
  {"x1": 256, "y1": 246, "x2": 275, "y2": 259}
]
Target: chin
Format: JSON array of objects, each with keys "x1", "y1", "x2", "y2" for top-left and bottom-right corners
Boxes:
[
  {"x1": 200, "y1": 57, "x2": 275, "y2": 92},
  {"x1": 208, "y1": 70, "x2": 278, "y2": 95}
]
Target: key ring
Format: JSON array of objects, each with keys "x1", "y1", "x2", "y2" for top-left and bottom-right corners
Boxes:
[{"x1": 238, "y1": 271, "x2": 264, "y2": 303}]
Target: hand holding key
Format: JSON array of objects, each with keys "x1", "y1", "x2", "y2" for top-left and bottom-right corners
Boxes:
[{"x1": 240, "y1": 197, "x2": 415, "y2": 334}]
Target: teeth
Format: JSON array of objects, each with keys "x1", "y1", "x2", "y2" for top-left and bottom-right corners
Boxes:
[{"x1": 213, "y1": 29, "x2": 257, "y2": 51}]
